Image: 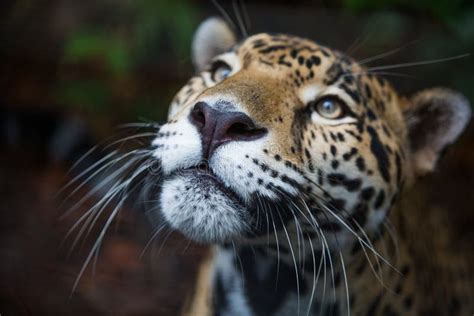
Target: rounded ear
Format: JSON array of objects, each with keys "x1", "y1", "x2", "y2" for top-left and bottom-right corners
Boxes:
[
  {"x1": 404, "y1": 88, "x2": 471, "y2": 176},
  {"x1": 192, "y1": 17, "x2": 237, "y2": 72}
]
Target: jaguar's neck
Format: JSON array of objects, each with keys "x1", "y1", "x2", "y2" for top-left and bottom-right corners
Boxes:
[
  {"x1": 182, "y1": 224, "x2": 415, "y2": 316},
  {"x1": 211, "y1": 245, "x2": 344, "y2": 316}
]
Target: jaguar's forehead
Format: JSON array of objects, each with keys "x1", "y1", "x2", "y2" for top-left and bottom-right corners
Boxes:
[
  {"x1": 239, "y1": 33, "x2": 332, "y2": 56},
  {"x1": 234, "y1": 33, "x2": 357, "y2": 76}
]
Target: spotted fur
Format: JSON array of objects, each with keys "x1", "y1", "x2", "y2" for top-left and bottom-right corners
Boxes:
[{"x1": 143, "y1": 17, "x2": 472, "y2": 316}]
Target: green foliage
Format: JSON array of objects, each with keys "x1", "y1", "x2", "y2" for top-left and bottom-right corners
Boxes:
[
  {"x1": 63, "y1": 32, "x2": 131, "y2": 76},
  {"x1": 55, "y1": 1, "x2": 198, "y2": 118},
  {"x1": 56, "y1": 79, "x2": 110, "y2": 112},
  {"x1": 133, "y1": 0, "x2": 198, "y2": 66},
  {"x1": 343, "y1": 0, "x2": 466, "y2": 22}
]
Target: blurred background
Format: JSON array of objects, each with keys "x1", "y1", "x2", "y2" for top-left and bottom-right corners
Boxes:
[{"x1": 1, "y1": 0, "x2": 473, "y2": 315}]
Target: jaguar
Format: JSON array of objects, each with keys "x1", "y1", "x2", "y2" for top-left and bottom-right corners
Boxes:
[{"x1": 78, "y1": 17, "x2": 473, "y2": 316}]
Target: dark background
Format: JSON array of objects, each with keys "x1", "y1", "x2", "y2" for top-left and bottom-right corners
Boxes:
[{"x1": 1, "y1": 1, "x2": 473, "y2": 315}]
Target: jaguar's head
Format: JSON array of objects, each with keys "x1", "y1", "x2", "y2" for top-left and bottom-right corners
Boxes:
[{"x1": 144, "y1": 18, "x2": 471, "y2": 247}]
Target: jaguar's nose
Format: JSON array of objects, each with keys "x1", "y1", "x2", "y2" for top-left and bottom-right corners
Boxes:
[{"x1": 189, "y1": 101, "x2": 267, "y2": 159}]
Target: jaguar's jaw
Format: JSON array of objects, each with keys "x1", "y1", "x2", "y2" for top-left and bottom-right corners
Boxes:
[{"x1": 159, "y1": 168, "x2": 250, "y2": 244}]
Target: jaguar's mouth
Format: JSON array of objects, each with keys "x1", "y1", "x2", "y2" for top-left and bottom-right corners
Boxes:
[
  {"x1": 159, "y1": 163, "x2": 249, "y2": 243},
  {"x1": 179, "y1": 163, "x2": 245, "y2": 204}
]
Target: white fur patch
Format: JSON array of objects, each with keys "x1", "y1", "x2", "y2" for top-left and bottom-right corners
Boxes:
[
  {"x1": 160, "y1": 175, "x2": 248, "y2": 243},
  {"x1": 213, "y1": 248, "x2": 253, "y2": 316},
  {"x1": 152, "y1": 118, "x2": 202, "y2": 175},
  {"x1": 299, "y1": 85, "x2": 323, "y2": 104},
  {"x1": 310, "y1": 112, "x2": 357, "y2": 126}
]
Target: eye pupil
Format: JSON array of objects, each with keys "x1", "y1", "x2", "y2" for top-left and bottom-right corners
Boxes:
[
  {"x1": 219, "y1": 68, "x2": 230, "y2": 78},
  {"x1": 321, "y1": 100, "x2": 335, "y2": 113}
]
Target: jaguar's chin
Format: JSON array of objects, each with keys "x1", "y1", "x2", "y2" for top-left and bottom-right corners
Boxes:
[{"x1": 159, "y1": 168, "x2": 250, "y2": 243}]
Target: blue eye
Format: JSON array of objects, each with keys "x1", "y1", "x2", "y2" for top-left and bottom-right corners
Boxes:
[
  {"x1": 311, "y1": 96, "x2": 346, "y2": 119},
  {"x1": 210, "y1": 60, "x2": 232, "y2": 82}
]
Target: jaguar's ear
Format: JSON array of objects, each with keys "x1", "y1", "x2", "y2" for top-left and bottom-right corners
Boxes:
[
  {"x1": 404, "y1": 88, "x2": 471, "y2": 176},
  {"x1": 192, "y1": 17, "x2": 237, "y2": 72}
]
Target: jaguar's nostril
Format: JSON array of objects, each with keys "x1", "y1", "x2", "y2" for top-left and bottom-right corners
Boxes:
[
  {"x1": 190, "y1": 102, "x2": 207, "y2": 130},
  {"x1": 226, "y1": 121, "x2": 267, "y2": 140},
  {"x1": 227, "y1": 122, "x2": 250, "y2": 137}
]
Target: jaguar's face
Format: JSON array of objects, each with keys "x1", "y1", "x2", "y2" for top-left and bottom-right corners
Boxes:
[{"x1": 145, "y1": 18, "x2": 470, "y2": 246}]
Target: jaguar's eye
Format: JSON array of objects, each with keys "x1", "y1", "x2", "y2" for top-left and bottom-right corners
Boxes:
[
  {"x1": 310, "y1": 96, "x2": 346, "y2": 119},
  {"x1": 210, "y1": 61, "x2": 232, "y2": 82}
]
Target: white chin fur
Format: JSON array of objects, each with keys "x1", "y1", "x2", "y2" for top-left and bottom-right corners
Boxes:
[{"x1": 160, "y1": 174, "x2": 248, "y2": 243}]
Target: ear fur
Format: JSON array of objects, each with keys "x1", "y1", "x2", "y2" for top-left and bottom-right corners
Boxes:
[
  {"x1": 191, "y1": 17, "x2": 237, "y2": 72},
  {"x1": 404, "y1": 88, "x2": 471, "y2": 175}
]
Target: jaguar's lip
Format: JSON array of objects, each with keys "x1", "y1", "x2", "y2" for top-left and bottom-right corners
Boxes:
[{"x1": 174, "y1": 165, "x2": 245, "y2": 206}]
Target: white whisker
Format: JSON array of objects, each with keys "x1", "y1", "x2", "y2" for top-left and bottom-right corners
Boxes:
[
  {"x1": 70, "y1": 192, "x2": 128, "y2": 296},
  {"x1": 339, "y1": 252, "x2": 350, "y2": 316},
  {"x1": 367, "y1": 53, "x2": 470, "y2": 71}
]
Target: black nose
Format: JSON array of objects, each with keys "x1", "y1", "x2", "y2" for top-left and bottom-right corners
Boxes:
[{"x1": 189, "y1": 102, "x2": 267, "y2": 159}]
